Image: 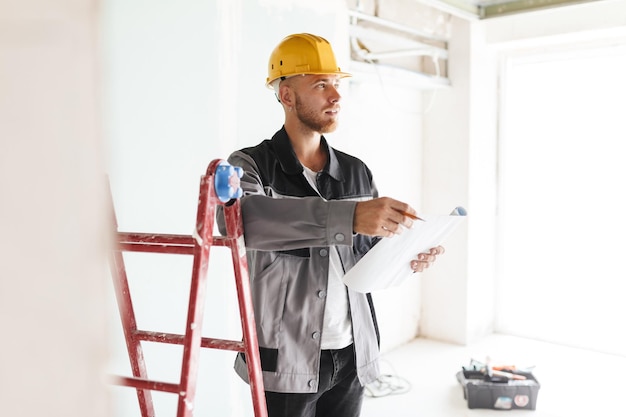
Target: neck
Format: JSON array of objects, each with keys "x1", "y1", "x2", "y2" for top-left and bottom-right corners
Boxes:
[{"x1": 284, "y1": 123, "x2": 326, "y2": 172}]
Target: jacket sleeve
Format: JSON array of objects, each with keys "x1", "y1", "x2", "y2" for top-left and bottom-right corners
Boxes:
[{"x1": 222, "y1": 150, "x2": 357, "y2": 251}]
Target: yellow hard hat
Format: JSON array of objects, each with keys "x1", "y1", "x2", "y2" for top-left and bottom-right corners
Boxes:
[{"x1": 266, "y1": 33, "x2": 352, "y2": 88}]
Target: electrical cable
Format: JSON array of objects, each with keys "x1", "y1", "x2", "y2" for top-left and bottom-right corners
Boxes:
[
  {"x1": 364, "y1": 373, "x2": 412, "y2": 398},
  {"x1": 364, "y1": 359, "x2": 412, "y2": 398}
]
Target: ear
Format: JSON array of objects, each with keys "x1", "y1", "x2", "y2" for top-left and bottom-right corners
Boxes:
[{"x1": 278, "y1": 84, "x2": 294, "y2": 108}]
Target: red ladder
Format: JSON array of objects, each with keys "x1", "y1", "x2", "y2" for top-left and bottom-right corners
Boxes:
[{"x1": 108, "y1": 159, "x2": 267, "y2": 417}]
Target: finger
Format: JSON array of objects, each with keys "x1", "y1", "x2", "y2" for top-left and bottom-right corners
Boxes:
[
  {"x1": 391, "y1": 207, "x2": 417, "y2": 228},
  {"x1": 379, "y1": 225, "x2": 395, "y2": 238},
  {"x1": 410, "y1": 259, "x2": 431, "y2": 273},
  {"x1": 400, "y1": 216, "x2": 414, "y2": 229},
  {"x1": 382, "y1": 221, "x2": 406, "y2": 236},
  {"x1": 417, "y1": 253, "x2": 436, "y2": 262},
  {"x1": 410, "y1": 259, "x2": 423, "y2": 272},
  {"x1": 430, "y1": 246, "x2": 445, "y2": 256},
  {"x1": 387, "y1": 209, "x2": 409, "y2": 229},
  {"x1": 390, "y1": 200, "x2": 414, "y2": 217}
]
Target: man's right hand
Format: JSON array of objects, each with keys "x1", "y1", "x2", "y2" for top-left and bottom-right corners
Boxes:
[{"x1": 353, "y1": 197, "x2": 417, "y2": 238}]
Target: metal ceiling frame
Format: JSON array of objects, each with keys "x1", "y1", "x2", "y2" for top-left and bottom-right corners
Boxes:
[
  {"x1": 415, "y1": 0, "x2": 602, "y2": 19},
  {"x1": 348, "y1": 9, "x2": 451, "y2": 88}
]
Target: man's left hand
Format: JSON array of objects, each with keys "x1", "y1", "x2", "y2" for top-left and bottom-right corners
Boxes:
[{"x1": 410, "y1": 246, "x2": 445, "y2": 273}]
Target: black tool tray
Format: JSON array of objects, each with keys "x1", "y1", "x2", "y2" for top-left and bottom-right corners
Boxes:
[{"x1": 456, "y1": 369, "x2": 540, "y2": 410}]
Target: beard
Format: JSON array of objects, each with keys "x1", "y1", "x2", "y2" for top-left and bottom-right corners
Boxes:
[{"x1": 294, "y1": 92, "x2": 339, "y2": 134}]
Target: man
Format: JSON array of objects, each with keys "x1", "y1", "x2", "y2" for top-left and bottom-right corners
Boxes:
[{"x1": 221, "y1": 33, "x2": 444, "y2": 417}]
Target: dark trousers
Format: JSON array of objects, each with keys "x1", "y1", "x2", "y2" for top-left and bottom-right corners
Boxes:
[{"x1": 264, "y1": 344, "x2": 364, "y2": 417}]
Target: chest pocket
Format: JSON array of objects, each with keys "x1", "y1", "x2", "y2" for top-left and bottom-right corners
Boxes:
[{"x1": 276, "y1": 248, "x2": 310, "y2": 258}]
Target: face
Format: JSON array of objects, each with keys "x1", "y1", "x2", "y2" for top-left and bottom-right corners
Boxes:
[{"x1": 287, "y1": 74, "x2": 343, "y2": 134}]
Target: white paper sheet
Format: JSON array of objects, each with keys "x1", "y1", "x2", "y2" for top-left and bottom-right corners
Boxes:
[{"x1": 343, "y1": 207, "x2": 467, "y2": 293}]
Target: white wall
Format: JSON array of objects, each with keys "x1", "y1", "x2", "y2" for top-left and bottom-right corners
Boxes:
[
  {"x1": 102, "y1": 0, "x2": 427, "y2": 415},
  {"x1": 0, "y1": 1, "x2": 109, "y2": 416},
  {"x1": 420, "y1": 14, "x2": 500, "y2": 345}
]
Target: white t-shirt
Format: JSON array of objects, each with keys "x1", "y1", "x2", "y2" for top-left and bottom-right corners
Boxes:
[{"x1": 302, "y1": 165, "x2": 353, "y2": 349}]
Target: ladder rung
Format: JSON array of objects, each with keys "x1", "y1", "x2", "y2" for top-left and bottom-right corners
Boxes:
[
  {"x1": 115, "y1": 232, "x2": 231, "y2": 254},
  {"x1": 111, "y1": 375, "x2": 180, "y2": 394},
  {"x1": 135, "y1": 330, "x2": 245, "y2": 352}
]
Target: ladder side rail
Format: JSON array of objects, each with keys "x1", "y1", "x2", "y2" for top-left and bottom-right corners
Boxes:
[
  {"x1": 224, "y1": 199, "x2": 268, "y2": 417},
  {"x1": 109, "y1": 249, "x2": 156, "y2": 417},
  {"x1": 175, "y1": 167, "x2": 219, "y2": 417},
  {"x1": 107, "y1": 176, "x2": 156, "y2": 417}
]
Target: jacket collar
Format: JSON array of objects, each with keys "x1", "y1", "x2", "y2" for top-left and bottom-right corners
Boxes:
[{"x1": 272, "y1": 126, "x2": 345, "y2": 182}]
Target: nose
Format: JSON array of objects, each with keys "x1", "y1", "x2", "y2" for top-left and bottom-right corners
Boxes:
[{"x1": 329, "y1": 85, "x2": 341, "y2": 103}]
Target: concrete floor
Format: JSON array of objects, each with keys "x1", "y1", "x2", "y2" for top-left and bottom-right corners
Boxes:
[{"x1": 360, "y1": 334, "x2": 626, "y2": 417}]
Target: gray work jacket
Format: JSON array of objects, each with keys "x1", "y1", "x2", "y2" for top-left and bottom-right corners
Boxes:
[{"x1": 222, "y1": 127, "x2": 381, "y2": 393}]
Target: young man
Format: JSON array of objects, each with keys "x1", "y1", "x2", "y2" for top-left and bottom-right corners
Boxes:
[{"x1": 222, "y1": 33, "x2": 444, "y2": 417}]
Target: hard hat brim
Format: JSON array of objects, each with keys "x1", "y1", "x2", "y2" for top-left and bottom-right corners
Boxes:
[{"x1": 266, "y1": 71, "x2": 352, "y2": 89}]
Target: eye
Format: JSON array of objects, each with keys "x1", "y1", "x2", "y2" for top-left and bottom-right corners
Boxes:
[{"x1": 314, "y1": 81, "x2": 340, "y2": 90}]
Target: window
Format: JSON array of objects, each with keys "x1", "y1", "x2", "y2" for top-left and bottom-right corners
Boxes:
[{"x1": 496, "y1": 41, "x2": 626, "y2": 356}]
